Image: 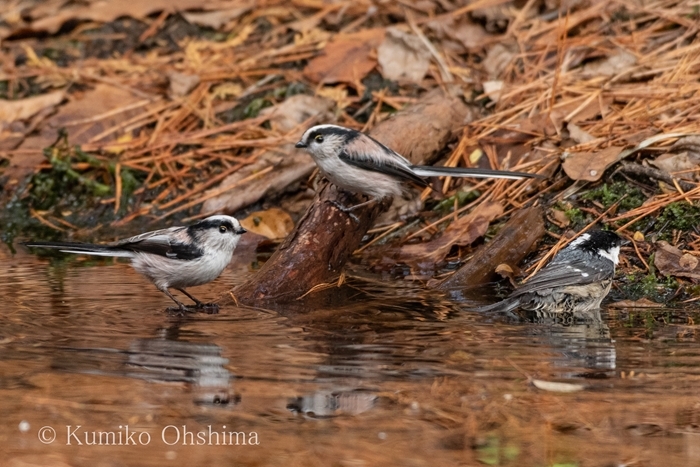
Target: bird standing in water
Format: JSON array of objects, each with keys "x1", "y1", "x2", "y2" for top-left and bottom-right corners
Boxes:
[{"x1": 23, "y1": 215, "x2": 246, "y2": 313}]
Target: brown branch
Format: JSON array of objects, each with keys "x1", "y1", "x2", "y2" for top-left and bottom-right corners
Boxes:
[
  {"x1": 435, "y1": 205, "x2": 545, "y2": 290},
  {"x1": 229, "y1": 87, "x2": 473, "y2": 304}
]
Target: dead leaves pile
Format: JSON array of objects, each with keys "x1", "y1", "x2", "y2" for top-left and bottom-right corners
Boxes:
[{"x1": 2, "y1": 0, "x2": 700, "y2": 278}]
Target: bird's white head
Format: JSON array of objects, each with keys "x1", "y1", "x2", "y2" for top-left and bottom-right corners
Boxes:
[
  {"x1": 187, "y1": 215, "x2": 246, "y2": 254},
  {"x1": 295, "y1": 125, "x2": 359, "y2": 161}
]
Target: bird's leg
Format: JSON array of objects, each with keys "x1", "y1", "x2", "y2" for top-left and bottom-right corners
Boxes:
[
  {"x1": 325, "y1": 197, "x2": 377, "y2": 223},
  {"x1": 176, "y1": 288, "x2": 220, "y2": 314},
  {"x1": 159, "y1": 286, "x2": 190, "y2": 314}
]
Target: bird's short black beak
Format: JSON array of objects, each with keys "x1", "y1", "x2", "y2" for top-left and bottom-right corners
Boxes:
[
  {"x1": 237, "y1": 228, "x2": 247, "y2": 235},
  {"x1": 295, "y1": 141, "x2": 307, "y2": 149}
]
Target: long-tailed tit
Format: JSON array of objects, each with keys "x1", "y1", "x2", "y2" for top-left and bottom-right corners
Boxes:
[
  {"x1": 295, "y1": 124, "x2": 539, "y2": 216},
  {"x1": 477, "y1": 230, "x2": 622, "y2": 315},
  {"x1": 23, "y1": 215, "x2": 246, "y2": 313}
]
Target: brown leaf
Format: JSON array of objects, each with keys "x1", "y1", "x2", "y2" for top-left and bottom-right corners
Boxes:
[
  {"x1": 562, "y1": 146, "x2": 623, "y2": 181},
  {"x1": 680, "y1": 253, "x2": 699, "y2": 271},
  {"x1": 655, "y1": 241, "x2": 700, "y2": 280},
  {"x1": 182, "y1": 7, "x2": 251, "y2": 29},
  {"x1": 241, "y1": 208, "x2": 294, "y2": 240},
  {"x1": 436, "y1": 205, "x2": 545, "y2": 289},
  {"x1": 398, "y1": 201, "x2": 503, "y2": 263},
  {"x1": 260, "y1": 95, "x2": 334, "y2": 133},
  {"x1": 377, "y1": 27, "x2": 431, "y2": 83},
  {"x1": 303, "y1": 29, "x2": 385, "y2": 84},
  {"x1": 651, "y1": 151, "x2": 700, "y2": 180},
  {"x1": 202, "y1": 95, "x2": 333, "y2": 214},
  {"x1": 168, "y1": 72, "x2": 200, "y2": 98},
  {"x1": 10, "y1": 0, "x2": 222, "y2": 37},
  {"x1": 581, "y1": 50, "x2": 637, "y2": 77},
  {"x1": 3, "y1": 84, "x2": 148, "y2": 190},
  {"x1": 0, "y1": 91, "x2": 65, "y2": 124}
]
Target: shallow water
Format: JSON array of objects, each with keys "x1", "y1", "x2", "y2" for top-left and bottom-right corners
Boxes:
[{"x1": 2, "y1": 247, "x2": 700, "y2": 467}]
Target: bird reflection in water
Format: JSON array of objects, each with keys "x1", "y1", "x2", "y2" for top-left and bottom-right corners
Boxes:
[{"x1": 126, "y1": 338, "x2": 235, "y2": 406}]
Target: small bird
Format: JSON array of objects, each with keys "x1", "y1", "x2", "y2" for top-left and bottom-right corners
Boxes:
[
  {"x1": 23, "y1": 215, "x2": 246, "y2": 313},
  {"x1": 477, "y1": 230, "x2": 623, "y2": 315},
  {"x1": 295, "y1": 124, "x2": 539, "y2": 216}
]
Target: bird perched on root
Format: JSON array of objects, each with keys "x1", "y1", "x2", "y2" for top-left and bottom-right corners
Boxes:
[
  {"x1": 23, "y1": 215, "x2": 246, "y2": 313},
  {"x1": 476, "y1": 230, "x2": 623, "y2": 315},
  {"x1": 295, "y1": 124, "x2": 540, "y2": 220}
]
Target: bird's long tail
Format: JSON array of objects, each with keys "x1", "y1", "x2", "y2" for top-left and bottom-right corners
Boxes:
[
  {"x1": 411, "y1": 165, "x2": 539, "y2": 180},
  {"x1": 22, "y1": 241, "x2": 134, "y2": 258}
]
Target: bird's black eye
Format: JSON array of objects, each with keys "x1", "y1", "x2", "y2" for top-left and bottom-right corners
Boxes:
[
  {"x1": 219, "y1": 225, "x2": 228, "y2": 233},
  {"x1": 314, "y1": 135, "x2": 324, "y2": 143}
]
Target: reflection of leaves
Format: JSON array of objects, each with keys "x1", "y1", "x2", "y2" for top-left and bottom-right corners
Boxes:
[{"x1": 476, "y1": 436, "x2": 520, "y2": 466}]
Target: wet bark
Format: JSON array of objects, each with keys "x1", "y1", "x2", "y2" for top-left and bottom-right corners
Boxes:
[
  {"x1": 435, "y1": 205, "x2": 545, "y2": 290},
  {"x1": 230, "y1": 87, "x2": 473, "y2": 304}
]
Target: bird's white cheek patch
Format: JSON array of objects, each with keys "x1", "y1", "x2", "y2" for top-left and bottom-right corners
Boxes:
[{"x1": 598, "y1": 246, "x2": 620, "y2": 264}]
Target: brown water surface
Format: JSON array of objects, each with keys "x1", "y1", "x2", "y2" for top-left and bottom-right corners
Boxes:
[{"x1": 2, "y1": 247, "x2": 700, "y2": 466}]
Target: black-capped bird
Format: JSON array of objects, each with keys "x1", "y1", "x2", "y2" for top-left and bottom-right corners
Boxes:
[
  {"x1": 477, "y1": 230, "x2": 622, "y2": 314},
  {"x1": 23, "y1": 215, "x2": 246, "y2": 313}
]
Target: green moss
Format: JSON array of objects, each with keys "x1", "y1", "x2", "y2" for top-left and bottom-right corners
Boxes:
[
  {"x1": 656, "y1": 202, "x2": 700, "y2": 234},
  {"x1": 432, "y1": 190, "x2": 481, "y2": 213},
  {"x1": 0, "y1": 130, "x2": 146, "y2": 245},
  {"x1": 476, "y1": 436, "x2": 520, "y2": 466},
  {"x1": 582, "y1": 182, "x2": 645, "y2": 211},
  {"x1": 619, "y1": 271, "x2": 679, "y2": 303}
]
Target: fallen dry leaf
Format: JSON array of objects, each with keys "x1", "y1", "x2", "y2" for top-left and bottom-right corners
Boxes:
[
  {"x1": 168, "y1": 72, "x2": 200, "y2": 98},
  {"x1": 377, "y1": 27, "x2": 431, "y2": 83},
  {"x1": 241, "y1": 208, "x2": 294, "y2": 240},
  {"x1": 397, "y1": 201, "x2": 504, "y2": 263},
  {"x1": 532, "y1": 379, "x2": 585, "y2": 393},
  {"x1": 562, "y1": 146, "x2": 623, "y2": 181},
  {"x1": 260, "y1": 94, "x2": 334, "y2": 133},
  {"x1": 582, "y1": 50, "x2": 637, "y2": 77},
  {"x1": 303, "y1": 29, "x2": 385, "y2": 84},
  {"x1": 651, "y1": 151, "x2": 700, "y2": 180},
  {"x1": 482, "y1": 80, "x2": 504, "y2": 103},
  {"x1": 655, "y1": 241, "x2": 700, "y2": 280},
  {"x1": 182, "y1": 6, "x2": 251, "y2": 29},
  {"x1": 3, "y1": 84, "x2": 149, "y2": 191},
  {"x1": 567, "y1": 122, "x2": 595, "y2": 144},
  {"x1": 483, "y1": 43, "x2": 516, "y2": 78},
  {"x1": 6, "y1": 0, "x2": 220, "y2": 37},
  {"x1": 0, "y1": 91, "x2": 65, "y2": 124},
  {"x1": 201, "y1": 95, "x2": 333, "y2": 214},
  {"x1": 679, "y1": 253, "x2": 698, "y2": 271}
]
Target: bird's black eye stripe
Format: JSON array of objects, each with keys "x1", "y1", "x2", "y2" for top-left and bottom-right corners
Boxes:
[{"x1": 188, "y1": 218, "x2": 235, "y2": 234}]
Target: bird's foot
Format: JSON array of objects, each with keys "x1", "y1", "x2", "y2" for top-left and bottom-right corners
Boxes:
[
  {"x1": 325, "y1": 200, "x2": 360, "y2": 223},
  {"x1": 195, "y1": 302, "x2": 220, "y2": 314},
  {"x1": 166, "y1": 305, "x2": 191, "y2": 316}
]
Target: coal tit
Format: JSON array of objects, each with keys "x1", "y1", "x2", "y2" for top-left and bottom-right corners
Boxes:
[
  {"x1": 477, "y1": 230, "x2": 623, "y2": 314},
  {"x1": 23, "y1": 215, "x2": 246, "y2": 313}
]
